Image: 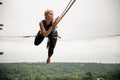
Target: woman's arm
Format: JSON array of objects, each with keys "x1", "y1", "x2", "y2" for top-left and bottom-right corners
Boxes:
[
  {"x1": 39, "y1": 17, "x2": 60, "y2": 37},
  {"x1": 39, "y1": 22, "x2": 53, "y2": 37}
]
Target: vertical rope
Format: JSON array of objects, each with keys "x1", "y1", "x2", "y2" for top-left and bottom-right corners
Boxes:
[
  {"x1": 58, "y1": 0, "x2": 76, "y2": 24},
  {"x1": 60, "y1": 0, "x2": 73, "y2": 19}
]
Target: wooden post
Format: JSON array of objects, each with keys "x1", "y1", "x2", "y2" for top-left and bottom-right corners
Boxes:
[
  {"x1": 0, "y1": 2, "x2": 2, "y2": 5},
  {"x1": 0, "y1": 28, "x2": 3, "y2": 30},
  {"x1": 0, "y1": 52, "x2": 4, "y2": 55},
  {"x1": 0, "y1": 24, "x2": 3, "y2": 30},
  {"x1": 0, "y1": 24, "x2": 4, "y2": 26}
]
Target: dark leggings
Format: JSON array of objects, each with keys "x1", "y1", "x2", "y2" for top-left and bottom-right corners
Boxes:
[{"x1": 34, "y1": 31, "x2": 57, "y2": 57}]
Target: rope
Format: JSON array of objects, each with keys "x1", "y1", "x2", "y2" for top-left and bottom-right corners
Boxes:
[
  {"x1": 60, "y1": 0, "x2": 73, "y2": 19},
  {"x1": 58, "y1": 0, "x2": 76, "y2": 23}
]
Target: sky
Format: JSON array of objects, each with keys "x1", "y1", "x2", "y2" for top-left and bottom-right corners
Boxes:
[{"x1": 0, "y1": 0, "x2": 120, "y2": 63}]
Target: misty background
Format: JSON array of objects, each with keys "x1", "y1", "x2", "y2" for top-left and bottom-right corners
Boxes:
[{"x1": 0, "y1": 0, "x2": 120, "y2": 63}]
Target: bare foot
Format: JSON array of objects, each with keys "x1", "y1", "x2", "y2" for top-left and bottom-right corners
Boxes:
[{"x1": 46, "y1": 57, "x2": 50, "y2": 64}]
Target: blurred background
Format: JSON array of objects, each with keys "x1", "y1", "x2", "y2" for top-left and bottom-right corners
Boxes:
[{"x1": 0, "y1": 0, "x2": 120, "y2": 63}]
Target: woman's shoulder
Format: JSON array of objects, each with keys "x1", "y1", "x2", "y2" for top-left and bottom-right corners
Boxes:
[
  {"x1": 42, "y1": 20, "x2": 46, "y2": 24},
  {"x1": 42, "y1": 19, "x2": 46, "y2": 21},
  {"x1": 39, "y1": 20, "x2": 46, "y2": 24}
]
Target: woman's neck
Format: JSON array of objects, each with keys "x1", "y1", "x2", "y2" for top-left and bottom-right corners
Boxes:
[{"x1": 46, "y1": 19, "x2": 53, "y2": 25}]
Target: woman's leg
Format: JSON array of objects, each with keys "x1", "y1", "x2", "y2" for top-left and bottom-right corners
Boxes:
[
  {"x1": 34, "y1": 31, "x2": 44, "y2": 46},
  {"x1": 46, "y1": 37, "x2": 57, "y2": 64}
]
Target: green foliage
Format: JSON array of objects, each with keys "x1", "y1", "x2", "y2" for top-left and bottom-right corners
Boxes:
[
  {"x1": 0, "y1": 63, "x2": 120, "y2": 80},
  {"x1": 82, "y1": 71, "x2": 92, "y2": 80}
]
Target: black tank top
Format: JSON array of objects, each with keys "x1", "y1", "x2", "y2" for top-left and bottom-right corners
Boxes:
[{"x1": 42, "y1": 20, "x2": 56, "y2": 37}]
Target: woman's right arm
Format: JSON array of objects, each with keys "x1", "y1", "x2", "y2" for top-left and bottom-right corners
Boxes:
[
  {"x1": 39, "y1": 17, "x2": 60, "y2": 37},
  {"x1": 39, "y1": 22, "x2": 53, "y2": 37}
]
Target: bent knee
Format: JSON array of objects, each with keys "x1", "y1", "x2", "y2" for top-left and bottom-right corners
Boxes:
[{"x1": 34, "y1": 42, "x2": 39, "y2": 46}]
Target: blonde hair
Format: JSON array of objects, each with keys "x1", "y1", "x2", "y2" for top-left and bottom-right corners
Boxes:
[{"x1": 44, "y1": 9, "x2": 54, "y2": 16}]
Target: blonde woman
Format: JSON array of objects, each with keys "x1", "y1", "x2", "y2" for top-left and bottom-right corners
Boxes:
[{"x1": 34, "y1": 9, "x2": 60, "y2": 64}]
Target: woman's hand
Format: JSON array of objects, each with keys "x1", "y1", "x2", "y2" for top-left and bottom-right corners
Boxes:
[{"x1": 52, "y1": 16, "x2": 60, "y2": 28}]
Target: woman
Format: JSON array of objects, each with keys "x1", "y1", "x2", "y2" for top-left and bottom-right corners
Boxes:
[{"x1": 34, "y1": 9, "x2": 60, "y2": 64}]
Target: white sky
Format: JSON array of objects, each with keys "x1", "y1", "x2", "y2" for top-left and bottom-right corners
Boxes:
[
  {"x1": 0, "y1": 0, "x2": 120, "y2": 63},
  {"x1": 0, "y1": 0, "x2": 120, "y2": 39}
]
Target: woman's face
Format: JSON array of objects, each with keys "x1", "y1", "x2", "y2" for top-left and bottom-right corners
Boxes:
[{"x1": 45, "y1": 11, "x2": 54, "y2": 20}]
